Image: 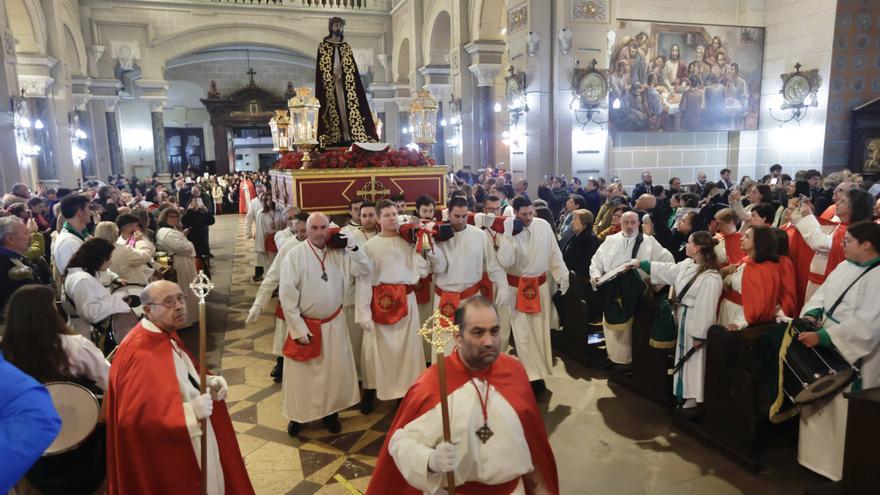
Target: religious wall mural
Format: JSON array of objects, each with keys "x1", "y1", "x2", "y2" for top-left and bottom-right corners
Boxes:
[{"x1": 609, "y1": 20, "x2": 765, "y2": 133}]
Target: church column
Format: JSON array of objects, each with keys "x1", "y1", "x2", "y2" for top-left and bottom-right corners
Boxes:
[
  {"x1": 466, "y1": 48, "x2": 504, "y2": 169},
  {"x1": 90, "y1": 79, "x2": 124, "y2": 177},
  {"x1": 40, "y1": 0, "x2": 77, "y2": 187},
  {"x1": 0, "y1": 0, "x2": 25, "y2": 192},
  {"x1": 150, "y1": 101, "x2": 168, "y2": 176},
  {"x1": 103, "y1": 100, "x2": 123, "y2": 176},
  {"x1": 393, "y1": 83, "x2": 411, "y2": 147}
]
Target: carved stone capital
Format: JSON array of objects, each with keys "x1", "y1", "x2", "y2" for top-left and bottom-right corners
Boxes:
[
  {"x1": 18, "y1": 74, "x2": 54, "y2": 97},
  {"x1": 468, "y1": 63, "x2": 503, "y2": 87}
]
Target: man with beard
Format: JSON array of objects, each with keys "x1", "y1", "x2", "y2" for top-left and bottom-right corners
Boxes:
[
  {"x1": 687, "y1": 44, "x2": 711, "y2": 86},
  {"x1": 367, "y1": 297, "x2": 559, "y2": 495},
  {"x1": 314, "y1": 17, "x2": 379, "y2": 147},
  {"x1": 662, "y1": 44, "x2": 687, "y2": 91}
]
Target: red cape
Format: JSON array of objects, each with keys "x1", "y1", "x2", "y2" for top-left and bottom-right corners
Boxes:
[
  {"x1": 777, "y1": 255, "x2": 799, "y2": 317},
  {"x1": 367, "y1": 352, "x2": 558, "y2": 495},
  {"x1": 824, "y1": 222, "x2": 847, "y2": 279},
  {"x1": 722, "y1": 231, "x2": 745, "y2": 266},
  {"x1": 105, "y1": 323, "x2": 254, "y2": 495},
  {"x1": 238, "y1": 180, "x2": 256, "y2": 214},
  {"x1": 741, "y1": 257, "x2": 781, "y2": 325},
  {"x1": 784, "y1": 224, "x2": 811, "y2": 310},
  {"x1": 819, "y1": 203, "x2": 837, "y2": 221}
]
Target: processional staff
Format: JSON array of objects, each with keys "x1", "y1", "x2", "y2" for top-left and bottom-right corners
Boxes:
[
  {"x1": 190, "y1": 270, "x2": 215, "y2": 495},
  {"x1": 418, "y1": 310, "x2": 459, "y2": 495}
]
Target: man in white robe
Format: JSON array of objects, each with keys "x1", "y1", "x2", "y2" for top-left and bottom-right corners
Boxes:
[
  {"x1": 245, "y1": 211, "x2": 308, "y2": 382},
  {"x1": 341, "y1": 201, "x2": 379, "y2": 381},
  {"x1": 356, "y1": 200, "x2": 443, "y2": 413},
  {"x1": 431, "y1": 196, "x2": 509, "y2": 363},
  {"x1": 112, "y1": 213, "x2": 156, "y2": 286},
  {"x1": 278, "y1": 212, "x2": 370, "y2": 436},
  {"x1": 52, "y1": 194, "x2": 91, "y2": 276},
  {"x1": 243, "y1": 184, "x2": 268, "y2": 281},
  {"x1": 796, "y1": 221, "x2": 880, "y2": 481},
  {"x1": 366, "y1": 296, "x2": 558, "y2": 495},
  {"x1": 507, "y1": 196, "x2": 569, "y2": 396},
  {"x1": 589, "y1": 211, "x2": 673, "y2": 366},
  {"x1": 480, "y1": 195, "x2": 517, "y2": 352},
  {"x1": 414, "y1": 195, "x2": 439, "y2": 335}
]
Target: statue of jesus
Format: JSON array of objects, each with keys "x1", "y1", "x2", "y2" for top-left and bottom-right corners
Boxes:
[{"x1": 315, "y1": 17, "x2": 379, "y2": 148}]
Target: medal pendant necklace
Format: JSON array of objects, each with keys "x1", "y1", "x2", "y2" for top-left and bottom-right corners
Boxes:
[
  {"x1": 307, "y1": 240, "x2": 329, "y2": 281},
  {"x1": 470, "y1": 378, "x2": 494, "y2": 443}
]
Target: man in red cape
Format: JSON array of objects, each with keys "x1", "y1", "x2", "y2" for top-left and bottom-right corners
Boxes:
[
  {"x1": 238, "y1": 176, "x2": 256, "y2": 215},
  {"x1": 105, "y1": 280, "x2": 254, "y2": 495},
  {"x1": 367, "y1": 296, "x2": 558, "y2": 495}
]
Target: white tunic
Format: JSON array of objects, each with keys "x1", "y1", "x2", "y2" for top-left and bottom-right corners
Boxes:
[
  {"x1": 63, "y1": 268, "x2": 132, "y2": 337},
  {"x1": 389, "y1": 376, "x2": 532, "y2": 494},
  {"x1": 431, "y1": 225, "x2": 509, "y2": 359},
  {"x1": 142, "y1": 318, "x2": 224, "y2": 494},
  {"x1": 717, "y1": 264, "x2": 747, "y2": 329},
  {"x1": 60, "y1": 334, "x2": 111, "y2": 391},
  {"x1": 52, "y1": 230, "x2": 85, "y2": 275},
  {"x1": 278, "y1": 241, "x2": 369, "y2": 422},
  {"x1": 111, "y1": 236, "x2": 156, "y2": 286},
  {"x1": 250, "y1": 230, "x2": 305, "y2": 356},
  {"x1": 507, "y1": 218, "x2": 569, "y2": 381},
  {"x1": 589, "y1": 231, "x2": 674, "y2": 364},
  {"x1": 798, "y1": 259, "x2": 880, "y2": 481},
  {"x1": 156, "y1": 227, "x2": 199, "y2": 327},
  {"x1": 484, "y1": 228, "x2": 516, "y2": 353},
  {"x1": 648, "y1": 259, "x2": 722, "y2": 403},
  {"x1": 792, "y1": 212, "x2": 843, "y2": 302},
  {"x1": 357, "y1": 235, "x2": 431, "y2": 400}
]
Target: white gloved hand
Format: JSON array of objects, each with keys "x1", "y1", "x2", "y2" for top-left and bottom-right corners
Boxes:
[
  {"x1": 342, "y1": 233, "x2": 357, "y2": 249},
  {"x1": 191, "y1": 393, "x2": 214, "y2": 420},
  {"x1": 427, "y1": 442, "x2": 460, "y2": 474},
  {"x1": 359, "y1": 321, "x2": 375, "y2": 333},
  {"x1": 245, "y1": 305, "x2": 261, "y2": 325},
  {"x1": 207, "y1": 375, "x2": 228, "y2": 401},
  {"x1": 296, "y1": 335, "x2": 311, "y2": 345}
]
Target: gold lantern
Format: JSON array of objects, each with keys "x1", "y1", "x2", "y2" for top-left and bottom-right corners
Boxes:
[
  {"x1": 410, "y1": 90, "x2": 438, "y2": 156},
  {"x1": 268, "y1": 109, "x2": 291, "y2": 152},
  {"x1": 287, "y1": 87, "x2": 320, "y2": 166},
  {"x1": 372, "y1": 111, "x2": 383, "y2": 141}
]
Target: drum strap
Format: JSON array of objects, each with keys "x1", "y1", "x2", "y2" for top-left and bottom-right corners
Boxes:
[
  {"x1": 670, "y1": 267, "x2": 705, "y2": 308},
  {"x1": 826, "y1": 261, "x2": 880, "y2": 319}
]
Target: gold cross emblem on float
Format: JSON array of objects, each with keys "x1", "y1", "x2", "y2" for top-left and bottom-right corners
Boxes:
[{"x1": 358, "y1": 178, "x2": 390, "y2": 202}]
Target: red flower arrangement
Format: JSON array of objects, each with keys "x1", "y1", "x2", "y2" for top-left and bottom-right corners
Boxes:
[{"x1": 273, "y1": 147, "x2": 436, "y2": 170}]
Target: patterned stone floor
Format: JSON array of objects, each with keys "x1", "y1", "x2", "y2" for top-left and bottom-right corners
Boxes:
[
  {"x1": 210, "y1": 215, "x2": 824, "y2": 495},
  {"x1": 215, "y1": 215, "x2": 391, "y2": 495}
]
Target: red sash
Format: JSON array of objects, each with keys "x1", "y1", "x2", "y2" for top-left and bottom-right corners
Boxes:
[
  {"x1": 282, "y1": 306, "x2": 342, "y2": 362},
  {"x1": 265, "y1": 234, "x2": 278, "y2": 253},
  {"x1": 413, "y1": 274, "x2": 433, "y2": 305},
  {"x1": 507, "y1": 273, "x2": 546, "y2": 314},
  {"x1": 370, "y1": 284, "x2": 414, "y2": 325},
  {"x1": 723, "y1": 289, "x2": 743, "y2": 305},
  {"x1": 457, "y1": 478, "x2": 521, "y2": 495},
  {"x1": 274, "y1": 302, "x2": 285, "y2": 320},
  {"x1": 478, "y1": 272, "x2": 494, "y2": 300},
  {"x1": 434, "y1": 281, "x2": 484, "y2": 322}
]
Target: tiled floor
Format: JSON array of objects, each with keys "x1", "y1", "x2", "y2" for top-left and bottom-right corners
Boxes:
[{"x1": 209, "y1": 215, "x2": 824, "y2": 495}]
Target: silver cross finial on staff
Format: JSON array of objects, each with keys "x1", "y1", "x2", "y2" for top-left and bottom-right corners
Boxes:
[{"x1": 190, "y1": 270, "x2": 214, "y2": 304}]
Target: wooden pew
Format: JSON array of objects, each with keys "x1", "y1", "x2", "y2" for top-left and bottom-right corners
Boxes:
[
  {"x1": 608, "y1": 289, "x2": 674, "y2": 407},
  {"x1": 673, "y1": 322, "x2": 786, "y2": 472}
]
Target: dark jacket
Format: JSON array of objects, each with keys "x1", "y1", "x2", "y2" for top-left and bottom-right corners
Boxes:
[
  {"x1": 582, "y1": 189, "x2": 601, "y2": 217},
  {"x1": 562, "y1": 230, "x2": 599, "y2": 277},
  {"x1": 630, "y1": 182, "x2": 653, "y2": 204},
  {"x1": 182, "y1": 208, "x2": 215, "y2": 257},
  {"x1": 0, "y1": 248, "x2": 49, "y2": 320}
]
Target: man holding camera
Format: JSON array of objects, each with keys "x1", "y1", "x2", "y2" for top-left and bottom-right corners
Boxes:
[{"x1": 277, "y1": 212, "x2": 370, "y2": 436}]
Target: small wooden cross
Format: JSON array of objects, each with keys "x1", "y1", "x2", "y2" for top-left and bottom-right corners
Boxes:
[{"x1": 189, "y1": 270, "x2": 214, "y2": 304}]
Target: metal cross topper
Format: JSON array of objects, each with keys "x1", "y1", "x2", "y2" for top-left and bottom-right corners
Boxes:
[
  {"x1": 190, "y1": 270, "x2": 214, "y2": 304},
  {"x1": 418, "y1": 310, "x2": 458, "y2": 354}
]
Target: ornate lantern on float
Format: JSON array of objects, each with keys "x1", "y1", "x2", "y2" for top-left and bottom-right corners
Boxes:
[
  {"x1": 410, "y1": 90, "x2": 438, "y2": 156},
  {"x1": 268, "y1": 109, "x2": 291, "y2": 153},
  {"x1": 287, "y1": 87, "x2": 320, "y2": 166}
]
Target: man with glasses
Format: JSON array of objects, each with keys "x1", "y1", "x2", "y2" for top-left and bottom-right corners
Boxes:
[{"x1": 105, "y1": 280, "x2": 253, "y2": 494}]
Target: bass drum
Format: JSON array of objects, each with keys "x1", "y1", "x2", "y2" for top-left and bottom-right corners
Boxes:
[
  {"x1": 26, "y1": 382, "x2": 105, "y2": 495},
  {"x1": 783, "y1": 325, "x2": 855, "y2": 405}
]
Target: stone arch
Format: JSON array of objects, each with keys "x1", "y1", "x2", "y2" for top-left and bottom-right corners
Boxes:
[
  {"x1": 395, "y1": 38, "x2": 411, "y2": 83},
  {"x1": 60, "y1": 0, "x2": 86, "y2": 75},
  {"x1": 470, "y1": 0, "x2": 505, "y2": 41},
  {"x1": 6, "y1": 0, "x2": 47, "y2": 55},
  {"x1": 150, "y1": 23, "x2": 322, "y2": 70},
  {"x1": 424, "y1": 9, "x2": 452, "y2": 65}
]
